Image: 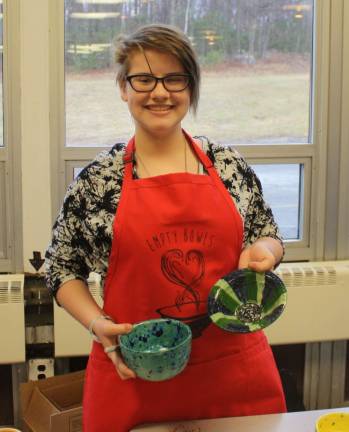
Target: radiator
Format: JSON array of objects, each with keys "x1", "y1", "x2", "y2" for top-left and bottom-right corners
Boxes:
[
  {"x1": 0, "y1": 274, "x2": 25, "y2": 364},
  {"x1": 265, "y1": 260, "x2": 349, "y2": 345},
  {"x1": 53, "y1": 261, "x2": 349, "y2": 356}
]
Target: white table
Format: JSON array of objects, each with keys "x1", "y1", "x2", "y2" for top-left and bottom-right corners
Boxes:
[{"x1": 131, "y1": 407, "x2": 349, "y2": 431}]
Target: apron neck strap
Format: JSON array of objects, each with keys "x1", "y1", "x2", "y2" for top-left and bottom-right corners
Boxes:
[
  {"x1": 123, "y1": 137, "x2": 136, "y2": 180},
  {"x1": 182, "y1": 129, "x2": 214, "y2": 171},
  {"x1": 122, "y1": 130, "x2": 215, "y2": 178}
]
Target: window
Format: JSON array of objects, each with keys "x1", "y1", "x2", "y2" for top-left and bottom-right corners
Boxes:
[
  {"x1": 251, "y1": 163, "x2": 306, "y2": 241},
  {"x1": 54, "y1": 0, "x2": 339, "y2": 262},
  {"x1": 64, "y1": 0, "x2": 313, "y2": 147}
]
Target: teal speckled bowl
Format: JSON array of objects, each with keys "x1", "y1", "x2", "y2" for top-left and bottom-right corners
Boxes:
[{"x1": 119, "y1": 318, "x2": 192, "y2": 382}]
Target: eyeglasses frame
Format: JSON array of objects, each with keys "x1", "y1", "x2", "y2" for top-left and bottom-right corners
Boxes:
[{"x1": 125, "y1": 73, "x2": 191, "y2": 93}]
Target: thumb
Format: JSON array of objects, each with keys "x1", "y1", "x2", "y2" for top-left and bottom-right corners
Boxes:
[
  {"x1": 238, "y1": 250, "x2": 250, "y2": 269},
  {"x1": 102, "y1": 322, "x2": 133, "y2": 337}
]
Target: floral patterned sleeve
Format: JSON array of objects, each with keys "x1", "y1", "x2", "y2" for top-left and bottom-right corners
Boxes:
[
  {"x1": 45, "y1": 178, "x2": 95, "y2": 296},
  {"x1": 45, "y1": 145, "x2": 124, "y2": 299}
]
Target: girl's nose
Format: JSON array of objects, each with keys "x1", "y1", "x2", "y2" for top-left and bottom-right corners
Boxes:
[{"x1": 150, "y1": 80, "x2": 170, "y2": 98}]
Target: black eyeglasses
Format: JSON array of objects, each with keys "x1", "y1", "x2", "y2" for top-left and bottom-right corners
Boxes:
[{"x1": 126, "y1": 73, "x2": 191, "y2": 93}]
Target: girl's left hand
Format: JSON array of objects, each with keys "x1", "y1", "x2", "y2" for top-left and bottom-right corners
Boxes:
[{"x1": 238, "y1": 241, "x2": 277, "y2": 272}]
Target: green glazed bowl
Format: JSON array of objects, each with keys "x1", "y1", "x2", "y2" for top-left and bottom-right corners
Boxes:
[
  {"x1": 119, "y1": 318, "x2": 192, "y2": 382},
  {"x1": 208, "y1": 269, "x2": 287, "y2": 333}
]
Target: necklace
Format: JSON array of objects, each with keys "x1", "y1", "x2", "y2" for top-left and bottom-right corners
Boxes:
[{"x1": 135, "y1": 138, "x2": 188, "y2": 178}]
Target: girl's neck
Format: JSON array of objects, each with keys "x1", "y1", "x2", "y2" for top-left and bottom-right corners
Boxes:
[{"x1": 134, "y1": 127, "x2": 186, "y2": 157}]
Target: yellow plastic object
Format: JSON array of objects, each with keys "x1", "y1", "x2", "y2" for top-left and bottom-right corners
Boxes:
[{"x1": 316, "y1": 412, "x2": 349, "y2": 432}]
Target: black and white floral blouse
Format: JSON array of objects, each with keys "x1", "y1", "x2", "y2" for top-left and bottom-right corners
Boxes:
[{"x1": 45, "y1": 137, "x2": 283, "y2": 298}]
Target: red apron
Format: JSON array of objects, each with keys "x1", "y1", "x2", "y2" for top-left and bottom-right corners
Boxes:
[{"x1": 83, "y1": 131, "x2": 286, "y2": 431}]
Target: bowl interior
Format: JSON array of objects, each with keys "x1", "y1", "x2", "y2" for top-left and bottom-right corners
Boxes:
[
  {"x1": 208, "y1": 269, "x2": 287, "y2": 333},
  {"x1": 316, "y1": 412, "x2": 349, "y2": 432},
  {"x1": 120, "y1": 319, "x2": 191, "y2": 353}
]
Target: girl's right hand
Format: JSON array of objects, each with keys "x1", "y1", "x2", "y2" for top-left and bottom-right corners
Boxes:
[{"x1": 93, "y1": 318, "x2": 136, "y2": 380}]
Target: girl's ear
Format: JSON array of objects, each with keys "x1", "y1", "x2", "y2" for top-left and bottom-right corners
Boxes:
[{"x1": 119, "y1": 80, "x2": 128, "y2": 102}]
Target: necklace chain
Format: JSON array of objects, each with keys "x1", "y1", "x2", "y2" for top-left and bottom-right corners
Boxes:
[
  {"x1": 135, "y1": 152, "x2": 151, "y2": 177},
  {"x1": 135, "y1": 138, "x2": 188, "y2": 178}
]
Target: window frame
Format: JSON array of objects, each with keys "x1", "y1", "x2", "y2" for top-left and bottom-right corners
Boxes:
[
  {"x1": 0, "y1": 0, "x2": 22, "y2": 273},
  {"x1": 50, "y1": 0, "x2": 348, "y2": 263},
  {"x1": 331, "y1": 0, "x2": 349, "y2": 260},
  {"x1": 338, "y1": 1, "x2": 349, "y2": 259},
  {"x1": 249, "y1": 157, "x2": 312, "y2": 258}
]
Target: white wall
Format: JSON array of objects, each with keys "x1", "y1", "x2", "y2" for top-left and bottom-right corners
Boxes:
[{"x1": 20, "y1": 0, "x2": 52, "y2": 272}]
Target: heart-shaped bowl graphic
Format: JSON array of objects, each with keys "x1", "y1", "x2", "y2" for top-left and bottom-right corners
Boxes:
[{"x1": 207, "y1": 268, "x2": 287, "y2": 333}]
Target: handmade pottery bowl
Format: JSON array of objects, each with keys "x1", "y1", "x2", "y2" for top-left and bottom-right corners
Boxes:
[
  {"x1": 316, "y1": 412, "x2": 349, "y2": 432},
  {"x1": 119, "y1": 318, "x2": 192, "y2": 381},
  {"x1": 0, "y1": 428, "x2": 22, "y2": 432},
  {"x1": 208, "y1": 268, "x2": 287, "y2": 333}
]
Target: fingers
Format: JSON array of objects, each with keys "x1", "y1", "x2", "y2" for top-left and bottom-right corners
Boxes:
[
  {"x1": 117, "y1": 361, "x2": 137, "y2": 380},
  {"x1": 248, "y1": 259, "x2": 273, "y2": 272},
  {"x1": 238, "y1": 248, "x2": 275, "y2": 272},
  {"x1": 107, "y1": 349, "x2": 136, "y2": 380},
  {"x1": 238, "y1": 250, "x2": 250, "y2": 269},
  {"x1": 93, "y1": 319, "x2": 136, "y2": 379},
  {"x1": 104, "y1": 344, "x2": 119, "y2": 354}
]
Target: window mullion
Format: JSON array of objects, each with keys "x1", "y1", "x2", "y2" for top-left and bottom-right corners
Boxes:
[
  {"x1": 337, "y1": 0, "x2": 349, "y2": 259},
  {"x1": 323, "y1": 0, "x2": 344, "y2": 260},
  {"x1": 235, "y1": 144, "x2": 314, "y2": 159},
  {"x1": 1, "y1": 0, "x2": 22, "y2": 272}
]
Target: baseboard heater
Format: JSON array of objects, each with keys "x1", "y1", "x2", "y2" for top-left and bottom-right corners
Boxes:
[
  {"x1": 53, "y1": 261, "x2": 349, "y2": 356},
  {"x1": 265, "y1": 260, "x2": 349, "y2": 345},
  {"x1": 0, "y1": 274, "x2": 25, "y2": 364}
]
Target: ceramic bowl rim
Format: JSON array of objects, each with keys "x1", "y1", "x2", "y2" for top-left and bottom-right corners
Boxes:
[
  {"x1": 0, "y1": 428, "x2": 23, "y2": 431},
  {"x1": 119, "y1": 318, "x2": 192, "y2": 354},
  {"x1": 315, "y1": 411, "x2": 349, "y2": 431},
  {"x1": 207, "y1": 269, "x2": 287, "y2": 332}
]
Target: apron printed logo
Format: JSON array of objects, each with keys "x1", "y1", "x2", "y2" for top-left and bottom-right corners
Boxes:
[
  {"x1": 161, "y1": 249, "x2": 204, "y2": 307},
  {"x1": 146, "y1": 228, "x2": 215, "y2": 252},
  {"x1": 146, "y1": 230, "x2": 179, "y2": 251}
]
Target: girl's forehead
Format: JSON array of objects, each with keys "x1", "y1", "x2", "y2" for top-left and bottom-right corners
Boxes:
[{"x1": 128, "y1": 49, "x2": 185, "y2": 74}]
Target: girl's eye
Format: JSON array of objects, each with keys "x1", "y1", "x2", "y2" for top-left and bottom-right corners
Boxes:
[
  {"x1": 136, "y1": 76, "x2": 153, "y2": 84},
  {"x1": 166, "y1": 76, "x2": 184, "y2": 83}
]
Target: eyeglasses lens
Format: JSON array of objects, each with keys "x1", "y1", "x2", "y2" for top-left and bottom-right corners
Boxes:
[
  {"x1": 129, "y1": 75, "x2": 189, "y2": 92},
  {"x1": 164, "y1": 76, "x2": 189, "y2": 91}
]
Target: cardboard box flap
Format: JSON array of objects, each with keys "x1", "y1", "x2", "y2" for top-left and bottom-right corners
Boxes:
[
  {"x1": 20, "y1": 370, "x2": 85, "y2": 432},
  {"x1": 33, "y1": 370, "x2": 85, "y2": 392},
  {"x1": 20, "y1": 380, "x2": 36, "y2": 419},
  {"x1": 41, "y1": 379, "x2": 84, "y2": 410},
  {"x1": 24, "y1": 385, "x2": 59, "y2": 432},
  {"x1": 51, "y1": 407, "x2": 83, "y2": 432}
]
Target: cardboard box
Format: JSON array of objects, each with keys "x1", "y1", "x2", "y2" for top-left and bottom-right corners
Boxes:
[{"x1": 20, "y1": 370, "x2": 85, "y2": 432}]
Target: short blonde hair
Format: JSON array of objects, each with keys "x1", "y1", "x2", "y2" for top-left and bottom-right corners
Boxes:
[{"x1": 115, "y1": 24, "x2": 200, "y2": 114}]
